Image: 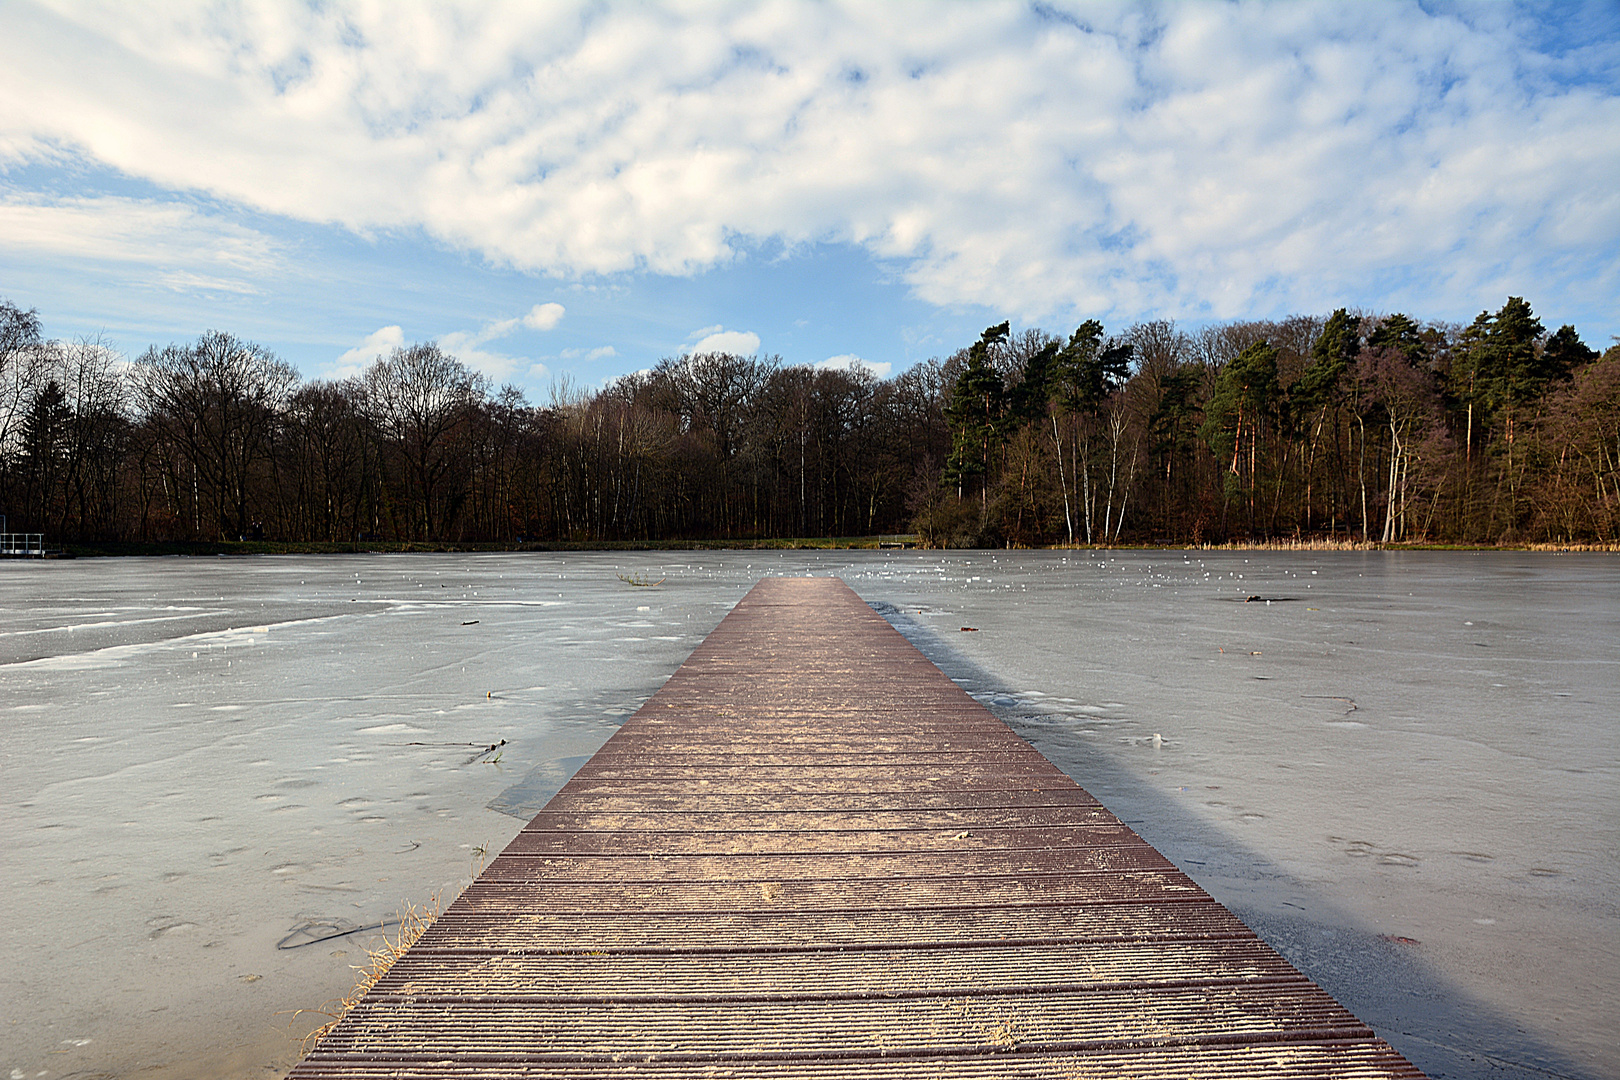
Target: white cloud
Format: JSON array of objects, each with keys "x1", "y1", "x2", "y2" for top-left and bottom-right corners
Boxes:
[
  {"x1": 560, "y1": 345, "x2": 618, "y2": 361},
  {"x1": 331, "y1": 325, "x2": 404, "y2": 379},
  {"x1": 1, "y1": 3, "x2": 1616, "y2": 328},
  {"x1": 816, "y1": 353, "x2": 890, "y2": 379},
  {"x1": 688, "y1": 328, "x2": 760, "y2": 356},
  {"x1": 437, "y1": 307, "x2": 570, "y2": 382},
  {"x1": 0, "y1": 192, "x2": 280, "y2": 288},
  {"x1": 438, "y1": 327, "x2": 523, "y2": 383},
  {"x1": 155, "y1": 270, "x2": 261, "y2": 296},
  {"x1": 442, "y1": 343, "x2": 524, "y2": 383},
  {"x1": 441, "y1": 322, "x2": 506, "y2": 353},
  {"x1": 322, "y1": 306, "x2": 569, "y2": 386},
  {"x1": 523, "y1": 302, "x2": 565, "y2": 330}
]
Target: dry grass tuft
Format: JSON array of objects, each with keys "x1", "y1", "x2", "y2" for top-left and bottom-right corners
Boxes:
[{"x1": 288, "y1": 895, "x2": 443, "y2": 1056}]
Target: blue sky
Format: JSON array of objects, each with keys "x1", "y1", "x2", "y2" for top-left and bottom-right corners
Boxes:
[{"x1": 2, "y1": 1, "x2": 1616, "y2": 397}]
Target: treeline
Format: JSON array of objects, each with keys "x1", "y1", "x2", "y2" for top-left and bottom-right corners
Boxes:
[
  {"x1": 1, "y1": 296, "x2": 1615, "y2": 547},
  {"x1": 924, "y1": 300, "x2": 1618, "y2": 546}
]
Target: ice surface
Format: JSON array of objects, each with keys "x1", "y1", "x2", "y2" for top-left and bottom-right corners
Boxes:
[
  {"x1": 0, "y1": 554, "x2": 748, "y2": 1077},
  {"x1": 865, "y1": 550, "x2": 1619, "y2": 1080},
  {"x1": 2, "y1": 550, "x2": 1615, "y2": 1079}
]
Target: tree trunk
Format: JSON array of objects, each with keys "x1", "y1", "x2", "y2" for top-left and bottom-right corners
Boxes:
[
  {"x1": 1357, "y1": 415, "x2": 1368, "y2": 543},
  {"x1": 1052, "y1": 412, "x2": 1073, "y2": 545}
]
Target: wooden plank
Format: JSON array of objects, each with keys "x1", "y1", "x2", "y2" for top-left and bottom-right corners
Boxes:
[
  {"x1": 288, "y1": 576, "x2": 1425, "y2": 1079},
  {"x1": 505, "y1": 824, "x2": 1147, "y2": 853}
]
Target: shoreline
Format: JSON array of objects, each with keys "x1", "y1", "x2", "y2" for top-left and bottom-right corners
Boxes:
[{"x1": 38, "y1": 537, "x2": 1620, "y2": 558}]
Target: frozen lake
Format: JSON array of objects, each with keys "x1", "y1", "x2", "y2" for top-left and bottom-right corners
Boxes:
[{"x1": 2, "y1": 551, "x2": 1615, "y2": 1079}]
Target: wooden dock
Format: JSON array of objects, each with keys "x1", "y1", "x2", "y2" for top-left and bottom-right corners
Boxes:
[{"x1": 289, "y1": 576, "x2": 1424, "y2": 1078}]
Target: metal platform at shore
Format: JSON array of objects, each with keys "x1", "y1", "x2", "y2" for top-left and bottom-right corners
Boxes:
[
  {"x1": 0, "y1": 532, "x2": 47, "y2": 558},
  {"x1": 288, "y1": 575, "x2": 1425, "y2": 1078}
]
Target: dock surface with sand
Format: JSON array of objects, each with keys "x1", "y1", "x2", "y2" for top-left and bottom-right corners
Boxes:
[{"x1": 288, "y1": 575, "x2": 1424, "y2": 1078}]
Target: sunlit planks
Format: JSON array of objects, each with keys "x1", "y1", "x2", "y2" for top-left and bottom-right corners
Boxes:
[{"x1": 288, "y1": 576, "x2": 1423, "y2": 1080}]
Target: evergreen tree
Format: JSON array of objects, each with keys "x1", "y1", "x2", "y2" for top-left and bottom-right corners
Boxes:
[
  {"x1": 1201, "y1": 340, "x2": 1280, "y2": 532},
  {"x1": 1366, "y1": 312, "x2": 1426, "y2": 364},
  {"x1": 1449, "y1": 310, "x2": 1495, "y2": 462},
  {"x1": 1294, "y1": 308, "x2": 1360, "y2": 414},
  {"x1": 943, "y1": 323, "x2": 1009, "y2": 504},
  {"x1": 1542, "y1": 324, "x2": 1598, "y2": 379},
  {"x1": 19, "y1": 379, "x2": 72, "y2": 530},
  {"x1": 1051, "y1": 320, "x2": 1133, "y2": 412},
  {"x1": 1008, "y1": 340, "x2": 1061, "y2": 425}
]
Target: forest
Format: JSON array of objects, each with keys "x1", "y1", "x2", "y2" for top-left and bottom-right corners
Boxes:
[{"x1": 1, "y1": 296, "x2": 1615, "y2": 548}]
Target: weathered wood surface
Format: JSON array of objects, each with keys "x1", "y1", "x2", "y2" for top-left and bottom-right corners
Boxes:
[{"x1": 289, "y1": 576, "x2": 1424, "y2": 1079}]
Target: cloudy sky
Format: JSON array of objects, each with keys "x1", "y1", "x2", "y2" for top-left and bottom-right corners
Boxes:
[{"x1": 2, "y1": 1, "x2": 1616, "y2": 394}]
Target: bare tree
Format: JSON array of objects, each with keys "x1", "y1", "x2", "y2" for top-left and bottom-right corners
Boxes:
[
  {"x1": 39, "y1": 338, "x2": 131, "y2": 538},
  {"x1": 133, "y1": 331, "x2": 296, "y2": 540},
  {"x1": 361, "y1": 343, "x2": 488, "y2": 540},
  {"x1": 283, "y1": 379, "x2": 370, "y2": 541},
  {"x1": 648, "y1": 352, "x2": 776, "y2": 535},
  {"x1": 0, "y1": 301, "x2": 48, "y2": 469}
]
